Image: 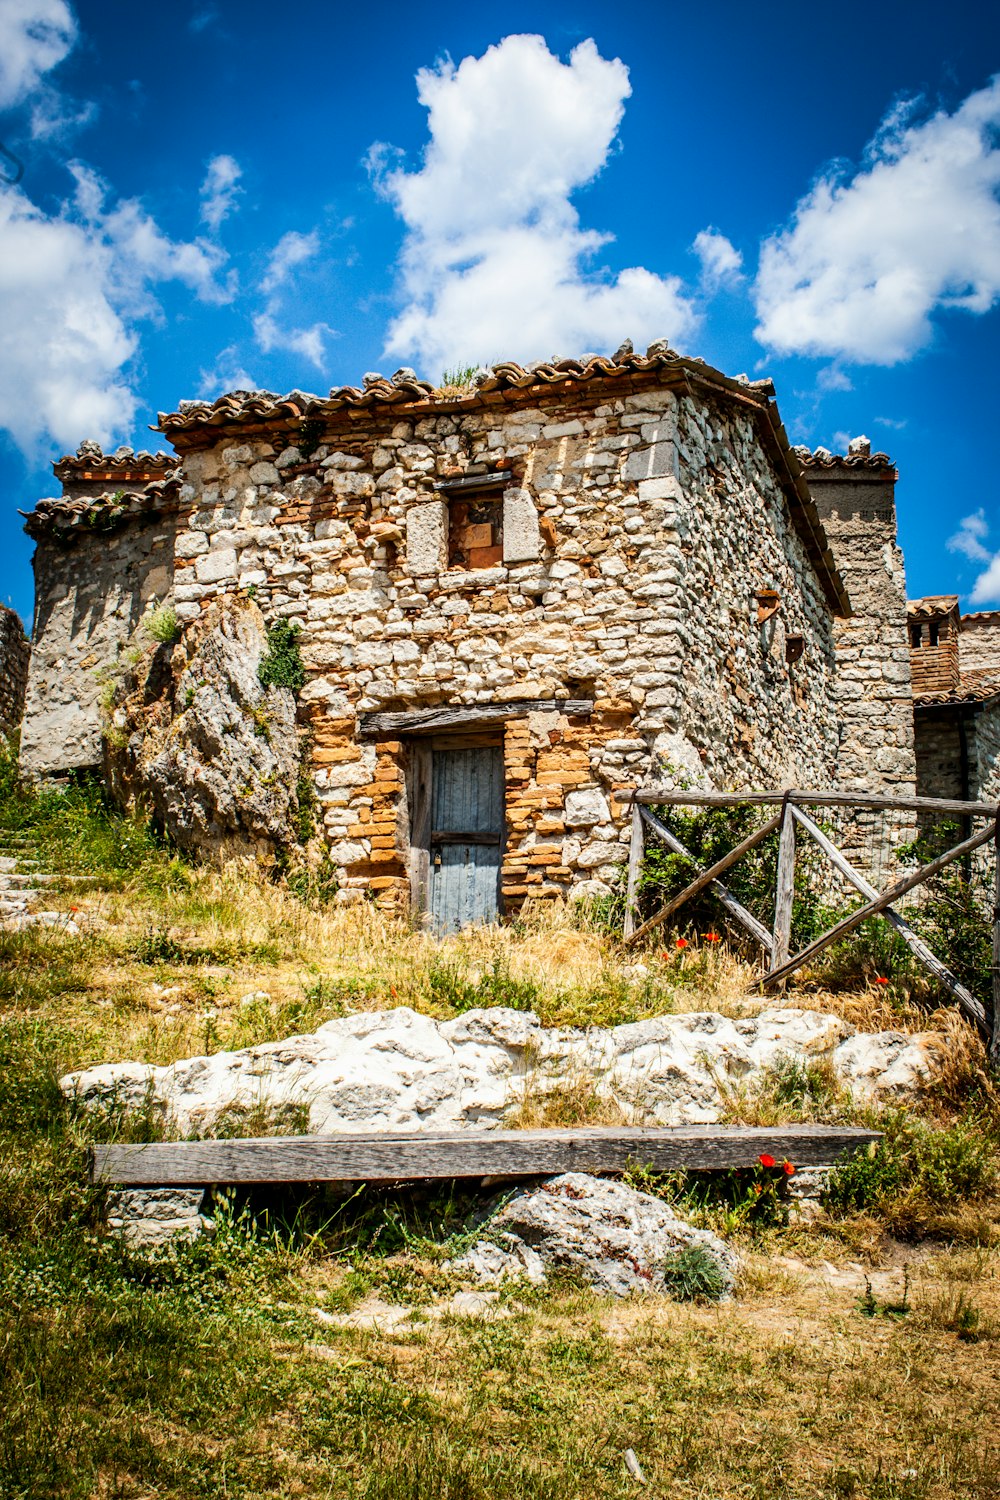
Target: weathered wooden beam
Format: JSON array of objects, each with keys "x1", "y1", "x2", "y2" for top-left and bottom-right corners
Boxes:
[
  {"x1": 625, "y1": 812, "x2": 782, "y2": 948},
  {"x1": 638, "y1": 807, "x2": 773, "y2": 954},
  {"x1": 631, "y1": 788, "x2": 999, "y2": 817},
  {"x1": 770, "y1": 800, "x2": 796, "y2": 979},
  {"x1": 358, "y1": 700, "x2": 593, "y2": 739},
  {"x1": 622, "y1": 803, "x2": 643, "y2": 940},
  {"x1": 92, "y1": 1124, "x2": 882, "y2": 1186},
  {"x1": 761, "y1": 819, "x2": 999, "y2": 992},
  {"x1": 790, "y1": 804, "x2": 988, "y2": 1033}
]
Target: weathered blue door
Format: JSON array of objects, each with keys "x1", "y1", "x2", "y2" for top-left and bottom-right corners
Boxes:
[{"x1": 429, "y1": 746, "x2": 503, "y2": 935}]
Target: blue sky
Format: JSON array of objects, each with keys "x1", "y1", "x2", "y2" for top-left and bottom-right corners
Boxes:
[{"x1": 1, "y1": 0, "x2": 999, "y2": 626}]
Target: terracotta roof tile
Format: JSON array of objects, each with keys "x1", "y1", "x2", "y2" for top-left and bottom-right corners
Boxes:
[
  {"x1": 153, "y1": 347, "x2": 776, "y2": 435},
  {"x1": 21, "y1": 474, "x2": 181, "y2": 541},
  {"x1": 53, "y1": 439, "x2": 176, "y2": 482},
  {"x1": 152, "y1": 346, "x2": 848, "y2": 617},
  {"x1": 907, "y1": 595, "x2": 960, "y2": 618}
]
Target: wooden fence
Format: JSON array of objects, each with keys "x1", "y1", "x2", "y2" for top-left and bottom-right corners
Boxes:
[{"x1": 620, "y1": 788, "x2": 1000, "y2": 1060}]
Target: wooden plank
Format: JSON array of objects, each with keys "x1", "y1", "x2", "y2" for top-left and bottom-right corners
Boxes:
[
  {"x1": 632, "y1": 788, "x2": 999, "y2": 817},
  {"x1": 625, "y1": 811, "x2": 782, "y2": 948},
  {"x1": 406, "y1": 741, "x2": 432, "y2": 915},
  {"x1": 993, "y1": 816, "x2": 1000, "y2": 1064},
  {"x1": 622, "y1": 803, "x2": 643, "y2": 939},
  {"x1": 359, "y1": 700, "x2": 593, "y2": 739},
  {"x1": 762, "y1": 818, "x2": 999, "y2": 991},
  {"x1": 770, "y1": 800, "x2": 796, "y2": 978},
  {"x1": 434, "y1": 470, "x2": 512, "y2": 493},
  {"x1": 790, "y1": 805, "x2": 988, "y2": 1033},
  {"x1": 92, "y1": 1124, "x2": 883, "y2": 1186},
  {"x1": 639, "y1": 807, "x2": 773, "y2": 955}
]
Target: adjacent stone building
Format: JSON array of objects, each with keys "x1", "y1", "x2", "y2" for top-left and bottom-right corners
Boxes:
[
  {"x1": 0, "y1": 603, "x2": 30, "y2": 735},
  {"x1": 908, "y1": 596, "x2": 1000, "y2": 806},
  {"x1": 21, "y1": 347, "x2": 867, "y2": 926}
]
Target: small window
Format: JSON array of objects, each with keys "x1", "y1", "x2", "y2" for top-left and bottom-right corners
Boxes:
[
  {"x1": 448, "y1": 493, "x2": 503, "y2": 569},
  {"x1": 435, "y1": 469, "x2": 511, "y2": 571}
]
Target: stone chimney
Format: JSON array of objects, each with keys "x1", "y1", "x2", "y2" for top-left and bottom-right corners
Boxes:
[
  {"x1": 908, "y1": 597, "x2": 961, "y2": 697},
  {"x1": 794, "y1": 439, "x2": 916, "y2": 797}
]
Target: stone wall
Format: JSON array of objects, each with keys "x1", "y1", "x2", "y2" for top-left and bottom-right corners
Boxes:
[
  {"x1": 20, "y1": 513, "x2": 177, "y2": 776},
  {"x1": 164, "y1": 379, "x2": 841, "y2": 904},
  {"x1": 0, "y1": 604, "x2": 29, "y2": 733},
  {"x1": 959, "y1": 612, "x2": 1000, "y2": 677},
  {"x1": 913, "y1": 710, "x2": 965, "y2": 802},
  {"x1": 801, "y1": 452, "x2": 916, "y2": 799},
  {"x1": 969, "y1": 703, "x2": 1000, "y2": 806}
]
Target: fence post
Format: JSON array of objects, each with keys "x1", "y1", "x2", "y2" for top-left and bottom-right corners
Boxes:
[
  {"x1": 623, "y1": 800, "x2": 643, "y2": 939},
  {"x1": 770, "y1": 793, "x2": 796, "y2": 980},
  {"x1": 992, "y1": 812, "x2": 1000, "y2": 1064}
]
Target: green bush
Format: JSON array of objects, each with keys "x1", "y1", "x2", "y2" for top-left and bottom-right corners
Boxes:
[
  {"x1": 258, "y1": 619, "x2": 305, "y2": 691},
  {"x1": 144, "y1": 603, "x2": 181, "y2": 644},
  {"x1": 827, "y1": 1111, "x2": 997, "y2": 1218},
  {"x1": 629, "y1": 801, "x2": 836, "y2": 951},
  {"x1": 659, "y1": 1245, "x2": 727, "y2": 1301}
]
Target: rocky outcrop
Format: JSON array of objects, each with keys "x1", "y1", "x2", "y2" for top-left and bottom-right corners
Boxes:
[
  {"x1": 451, "y1": 1173, "x2": 738, "y2": 1298},
  {"x1": 104, "y1": 597, "x2": 301, "y2": 856},
  {"x1": 61, "y1": 1004, "x2": 946, "y2": 1136}
]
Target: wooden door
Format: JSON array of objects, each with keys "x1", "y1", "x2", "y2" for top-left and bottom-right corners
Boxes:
[{"x1": 428, "y1": 745, "x2": 504, "y2": 935}]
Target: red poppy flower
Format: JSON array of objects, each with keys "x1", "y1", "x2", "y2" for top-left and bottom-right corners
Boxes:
[
  {"x1": 875, "y1": 977, "x2": 890, "y2": 986},
  {"x1": 704, "y1": 931, "x2": 721, "y2": 942},
  {"x1": 676, "y1": 937, "x2": 689, "y2": 950},
  {"x1": 783, "y1": 1160, "x2": 795, "y2": 1176},
  {"x1": 69, "y1": 905, "x2": 80, "y2": 913},
  {"x1": 758, "y1": 1153, "x2": 776, "y2": 1169},
  {"x1": 390, "y1": 985, "x2": 398, "y2": 998}
]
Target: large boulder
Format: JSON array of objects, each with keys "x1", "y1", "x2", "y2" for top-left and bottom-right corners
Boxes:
[
  {"x1": 61, "y1": 1004, "x2": 945, "y2": 1136},
  {"x1": 451, "y1": 1173, "x2": 738, "y2": 1298},
  {"x1": 104, "y1": 597, "x2": 300, "y2": 856}
]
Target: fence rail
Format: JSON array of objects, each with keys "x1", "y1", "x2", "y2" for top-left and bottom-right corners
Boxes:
[{"x1": 620, "y1": 788, "x2": 1000, "y2": 1061}]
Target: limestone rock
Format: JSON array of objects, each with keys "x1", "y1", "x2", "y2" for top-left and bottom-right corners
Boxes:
[
  {"x1": 451, "y1": 1173, "x2": 737, "y2": 1298},
  {"x1": 62, "y1": 1004, "x2": 944, "y2": 1138},
  {"x1": 104, "y1": 596, "x2": 301, "y2": 856}
]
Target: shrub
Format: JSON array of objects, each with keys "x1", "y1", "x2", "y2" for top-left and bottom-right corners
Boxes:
[
  {"x1": 659, "y1": 1246, "x2": 727, "y2": 1301},
  {"x1": 143, "y1": 603, "x2": 181, "y2": 644},
  {"x1": 258, "y1": 619, "x2": 305, "y2": 691},
  {"x1": 827, "y1": 1110, "x2": 997, "y2": 1233}
]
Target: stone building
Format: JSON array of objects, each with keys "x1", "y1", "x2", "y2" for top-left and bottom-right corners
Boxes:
[
  {"x1": 794, "y1": 440, "x2": 915, "y2": 801},
  {"x1": 0, "y1": 603, "x2": 30, "y2": 735},
  {"x1": 21, "y1": 346, "x2": 888, "y2": 928},
  {"x1": 908, "y1": 596, "x2": 1000, "y2": 806}
]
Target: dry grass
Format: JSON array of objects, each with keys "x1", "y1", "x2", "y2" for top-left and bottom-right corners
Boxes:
[
  {"x1": 5, "y1": 856, "x2": 955, "y2": 1082},
  {"x1": 4, "y1": 838, "x2": 1000, "y2": 1495}
]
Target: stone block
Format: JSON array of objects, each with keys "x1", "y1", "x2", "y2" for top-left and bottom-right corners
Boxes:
[
  {"x1": 564, "y1": 788, "x2": 611, "y2": 827},
  {"x1": 406, "y1": 501, "x2": 448, "y2": 575},
  {"x1": 503, "y1": 489, "x2": 541, "y2": 564},
  {"x1": 194, "y1": 548, "x2": 238, "y2": 584}
]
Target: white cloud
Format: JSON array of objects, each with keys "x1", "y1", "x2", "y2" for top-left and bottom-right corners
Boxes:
[
  {"x1": 816, "y1": 365, "x2": 853, "y2": 392},
  {"x1": 199, "y1": 154, "x2": 242, "y2": 232},
  {"x1": 252, "y1": 310, "x2": 331, "y2": 368},
  {"x1": 198, "y1": 346, "x2": 259, "y2": 398},
  {"x1": 970, "y1": 555, "x2": 1000, "y2": 605},
  {"x1": 261, "y1": 229, "x2": 319, "y2": 293},
  {"x1": 374, "y1": 34, "x2": 697, "y2": 376},
  {"x1": 0, "y1": 0, "x2": 76, "y2": 111},
  {"x1": 692, "y1": 228, "x2": 742, "y2": 286},
  {"x1": 948, "y1": 509, "x2": 992, "y2": 564},
  {"x1": 0, "y1": 168, "x2": 235, "y2": 454},
  {"x1": 755, "y1": 77, "x2": 1000, "y2": 364}
]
